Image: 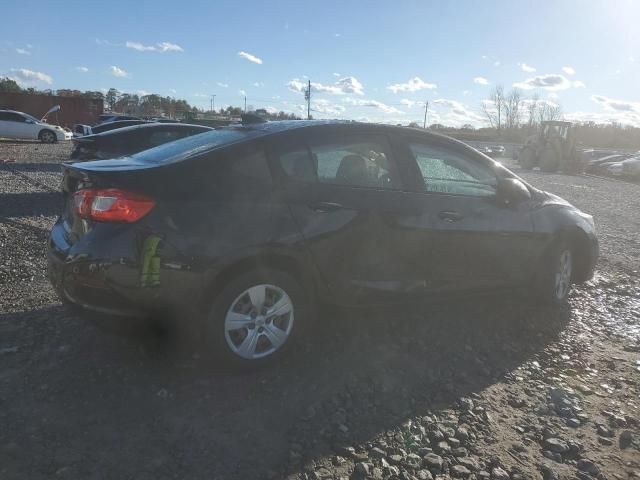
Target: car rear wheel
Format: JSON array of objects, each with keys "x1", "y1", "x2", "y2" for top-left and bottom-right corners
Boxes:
[
  {"x1": 39, "y1": 130, "x2": 56, "y2": 144},
  {"x1": 206, "y1": 269, "x2": 309, "y2": 368},
  {"x1": 536, "y1": 240, "x2": 573, "y2": 304},
  {"x1": 519, "y1": 147, "x2": 536, "y2": 170}
]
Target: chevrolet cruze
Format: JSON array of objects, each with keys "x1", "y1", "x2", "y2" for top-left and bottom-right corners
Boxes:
[{"x1": 47, "y1": 119, "x2": 598, "y2": 367}]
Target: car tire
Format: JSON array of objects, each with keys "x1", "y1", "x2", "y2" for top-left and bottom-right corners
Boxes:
[
  {"x1": 539, "y1": 145, "x2": 560, "y2": 173},
  {"x1": 39, "y1": 130, "x2": 57, "y2": 144},
  {"x1": 205, "y1": 268, "x2": 311, "y2": 369},
  {"x1": 536, "y1": 239, "x2": 573, "y2": 304},
  {"x1": 519, "y1": 147, "x2": 536, "y2": 170}
]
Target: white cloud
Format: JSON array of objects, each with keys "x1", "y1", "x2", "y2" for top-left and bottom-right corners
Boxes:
[
  {"x1": 493, "y1": 61, "x2": 501, "y2": 66},
  {"x1": 168, "y1": 88, "x2": 177, "y2": 94},
  {"x1": 591, "y1": 95, "x2": 640, "y2": 113},
  {"x1": 462, "y1": 90, "x2": 471, "y2": 96},
  {"x1": 565, "y1": 110, "x2": 640, "y2": 127},
  {"x1": 473, "y1": 77, "x2": 489, "y2": 85},
  {"x1": 309, "y1": 98, "x2": 346, "y2": 116},
  {"x1": 334, "y1": 33, "x2": 341, "y2": 37},
  {"x1": 387, "y1": 76, "x2": 436, "y2": 93},
  {"x1": 548, "y1": 92, "x2": 559, "y2": 99},
  {"x1": 344, "y1": 98, "x2": 403, "y2": 114},
  {"x1": 137, "y1": 90, "x2": 151, "y2": 96},
  {"x1": 572, "y1": 80, "x2": 586, "y2": 88},
  {"x1": 9, "y1": 68, "x2": 52, "y2": 85},
  {"x1": 217, "y1": 82, "x2": 229, "y2": 88},
  {"x1": 253, "y1": 82, "x2": 264, "y2": 87},
  {"x1": 238, "y1": 89, "x2": 247, "y2": 96},
  {"x1": 287, "y1": 76, "x2": 364, "y2": 96},
  {"x1": 433, "y1": 99, "x2": 485, "y2": 126},
  {"x1": 333, "y1": 72, "x2": 341, "y2": 77},
  {"x1": 519, "y1": 63, "x2": 536, "y2": 72},
  {"x1": 562, "y1": 66, "x2": 576, "y2": 75},
  {"x1": 401, "y1": 99, "x2": 416, "y2": 107},
  {"x1": 16, "y1": 48, "x2": 30, "y2": 56},
  {"x1": 109, "y1": 65, "x2": 128, "y2": 78},
  {"x1": 513, "y1": 74, "x2": 573, "y2": 91},
  {"x1": 193, "y1": 93, "x2": 208, "y2": 97},
  {"x1": 335, "y1": 76, "x2": 364, "y2": 95},
  {"x1": 75, "y1": 66, "x2": 89, "y2": 73},
  {"x1": 126, "y1": 41, "x2": 183, "y2": 52},
  {"x1": 238, "y1": 51, "x2": 263, "y2": 64}
]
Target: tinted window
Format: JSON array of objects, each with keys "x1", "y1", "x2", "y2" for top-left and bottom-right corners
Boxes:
[
  {"x1": 408, "y1": 141, "x2": 497, "y2": 197},
  {"x1": 310, "y1": 135, "x2": 399, "y2": 189},
  {"x1": 0, "y1": 112, "x2": 27, "y2": 122},
  {"x1": 204, "y1": 144, "x2": 272, "y2": 199},
  {"x1": 147, "y1": 129, "x2": 191, "y2": 148},
  {"x1": 133, "y1": 128, "x2": 254, "y2": 165},
  {"x1": 276, "y1": 143, "x2": 316, "y2": 183}
]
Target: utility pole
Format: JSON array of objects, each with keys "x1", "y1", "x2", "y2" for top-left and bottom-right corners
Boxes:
[
  {"x1": 304, "y1": 80, "x2": 311, "y2": 120},
  {"x1": 210, "y1": 94, "x2": 216, "y2": 113},
  {"x1": 423, "y1": 100, "x2": 429, "y2": 129},
  {"x1": 244, "y1": 96, "x2": 247, "y2": 113}
]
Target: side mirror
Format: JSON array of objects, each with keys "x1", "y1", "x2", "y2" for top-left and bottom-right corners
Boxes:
[
  {"x1": 496, "y1": 178, "x2": 531, "y2": 206},
  {"x1": 26, "y1": 119, "x2": 36, "y2": 124}
]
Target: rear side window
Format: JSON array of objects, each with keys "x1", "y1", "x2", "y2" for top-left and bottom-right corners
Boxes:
[
  {"x1": 204, "y1": 145, "x2": 272, "y2": 200},
  {"x1": 273, "y1": 133, "x2": 400, "y2": 190},
  {"x1": 311, "y1": 135, "x2": 399, "y2": 190},
  {"x1": 147, "y1": 129, "x2": 191, "y2": 148},
  {"x1": 132, "y1": 128, "x2": 253, "y2": 165}
]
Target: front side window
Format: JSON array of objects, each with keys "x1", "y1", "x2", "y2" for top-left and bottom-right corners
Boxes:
[
  {"x1": 310, "y1": 135, "x2": 399, "y2": 190},
  {"x1": 408, "y1": 141, "x2": 497, "y2": 197}
]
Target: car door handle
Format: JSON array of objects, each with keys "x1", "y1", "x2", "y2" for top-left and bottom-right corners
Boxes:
[
  {"x1": 438, "y1": 210, "x2": 464, "y2": 222},
  {"x1": 308, "y1": 201, "x2": 346, "y2": 213}
]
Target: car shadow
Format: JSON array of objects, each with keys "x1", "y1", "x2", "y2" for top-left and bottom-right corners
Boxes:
[
  {"x1": 0, "y1": 191, "x2": 61, "y2": 217},
  {"x1": 0, "y1": 298, "x2": 570, "y2": 479},
  {"x1": 0, "y1": 162, "x2": 64, "y2": 173}
]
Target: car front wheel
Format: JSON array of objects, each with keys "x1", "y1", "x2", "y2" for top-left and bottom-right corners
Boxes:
[
  {"x1": 537, "y1": 241, "x2": 573, "y2": 304},
  {"x1": 39, "y1": 130, "x2": 57, "y2": 144},
  {"x1": 206, "y1": 269, "x2": 309, "y2": 368}
]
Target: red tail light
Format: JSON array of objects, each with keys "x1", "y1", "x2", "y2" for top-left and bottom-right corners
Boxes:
[{"x1": 72, "y1": 188, "x2": 155, "y2": 223}]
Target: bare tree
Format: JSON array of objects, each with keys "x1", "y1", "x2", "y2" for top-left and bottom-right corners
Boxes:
[
  {"x1": 481, "y1": 85, "x2": 505, "y2": 133},
  {"x1": 537, "y1": 102, "x2": 563, "y2": 124},
  {"x1": 504, "y1": 88, "x2": 523, "y2": 130},
  {"x1": 527, "y1": 93, "x2": 539, "y2": 129}
]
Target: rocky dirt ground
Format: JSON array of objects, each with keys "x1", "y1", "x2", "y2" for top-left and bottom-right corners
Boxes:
[{"x1": 0, "y1": 140, "x2": 639, "y2": 480}]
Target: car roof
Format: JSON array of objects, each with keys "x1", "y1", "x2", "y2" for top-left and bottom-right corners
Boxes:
[
  {"x1": 0, "y1": 109, "x2": 27, "y2": 115},
  {"x1": 82, "y1": 122, "x2": 213, "y2": 139},
  {"x1": 125, "y1": 120, "x2": 493, "y2": 166}
]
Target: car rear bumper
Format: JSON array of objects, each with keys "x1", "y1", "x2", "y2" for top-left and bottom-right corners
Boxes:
[{"x1": 47, "y1": 218, "x2": 198, "y2": 320}]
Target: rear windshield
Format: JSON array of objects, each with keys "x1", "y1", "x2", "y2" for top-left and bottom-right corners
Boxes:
[{"x1": 130, "y1": 127, "x2": 255, "y2": 165}]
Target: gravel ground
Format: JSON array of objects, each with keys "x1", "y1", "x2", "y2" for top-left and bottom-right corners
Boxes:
[{"x1": 0, "y1": 141, "x2": 639, "y2": 480}]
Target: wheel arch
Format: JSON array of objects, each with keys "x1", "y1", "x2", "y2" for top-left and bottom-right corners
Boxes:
[{"x1": 199, "y1": 250, "x2": 320, "y2": 313}]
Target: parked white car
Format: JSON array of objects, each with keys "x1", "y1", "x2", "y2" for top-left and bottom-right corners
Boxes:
[{"x1": 0, "y1": 109, "x2": 71, "y2": 143}]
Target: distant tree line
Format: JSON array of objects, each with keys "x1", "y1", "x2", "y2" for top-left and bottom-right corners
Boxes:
[{"x1": 0, "y1": 77, "x2": 301, "y2": 122}]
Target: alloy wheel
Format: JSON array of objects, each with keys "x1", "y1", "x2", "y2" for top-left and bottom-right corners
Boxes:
[
  {"x1": 554, "y1": 249, "x2": 572, "y2": 300},
  {"x1": 224, "y1": 284, "x2": 294, "y2": 360}
]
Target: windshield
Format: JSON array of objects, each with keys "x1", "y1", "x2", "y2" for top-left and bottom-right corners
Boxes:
[{"x1": 131, "y1": 128, "x2": 253, "y2": 164}]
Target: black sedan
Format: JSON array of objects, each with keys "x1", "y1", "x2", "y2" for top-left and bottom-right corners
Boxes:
[
  {"x1": 70, "y1": 123, "x2": 213, "y2": 161},
  {"x1": 48, "y1": 120, "x2": 598, "y2": 367}
]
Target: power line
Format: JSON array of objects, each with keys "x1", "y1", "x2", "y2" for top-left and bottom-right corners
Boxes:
[{"x1": 304, "y1": 80, "x2": 311, "y2": 120}]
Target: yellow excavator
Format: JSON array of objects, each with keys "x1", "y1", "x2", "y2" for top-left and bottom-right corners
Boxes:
[{"x1": 518, "y1": 121, "x2": 586, "y2": 174}]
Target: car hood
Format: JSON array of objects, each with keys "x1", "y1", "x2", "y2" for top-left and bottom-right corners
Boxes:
[{"x1": 536, "y1": 189, "x2": 573, "y2": 208}]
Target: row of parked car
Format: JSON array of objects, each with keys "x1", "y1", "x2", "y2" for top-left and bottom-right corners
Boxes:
[{"x1": 584, "y1": 149, "x2": 640, "y2": 180}]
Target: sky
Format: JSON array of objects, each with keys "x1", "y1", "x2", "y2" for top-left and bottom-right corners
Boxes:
[{"x1": 2, "y1": 0, "x2": 639, "y2": 127}]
